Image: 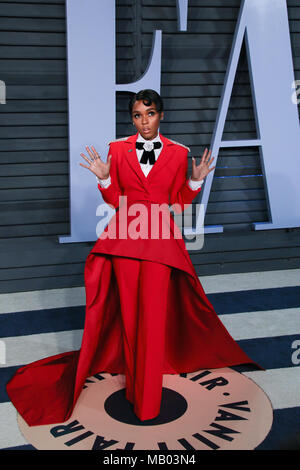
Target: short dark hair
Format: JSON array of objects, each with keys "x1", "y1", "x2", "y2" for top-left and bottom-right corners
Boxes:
[{"x1": 128, "y1": 89, "x2": 164, "y2": 115}]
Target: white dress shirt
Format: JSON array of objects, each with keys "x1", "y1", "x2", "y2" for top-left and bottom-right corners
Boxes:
[{"x1": 96, "y1": 133, "x2": 204, "y2": 190}]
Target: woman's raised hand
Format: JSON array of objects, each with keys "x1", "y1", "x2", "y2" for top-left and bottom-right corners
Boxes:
[
  {"x1": 79, "y1": 146, "x2": 112, "y2": 180},
  {"x1": 191, "y1": 148, "x2": 216, "y2": 181}
]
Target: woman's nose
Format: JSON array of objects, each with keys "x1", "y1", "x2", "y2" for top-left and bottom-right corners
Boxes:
[{"x1": 142, "y1": 115, "x2": 149, "y2": 124}]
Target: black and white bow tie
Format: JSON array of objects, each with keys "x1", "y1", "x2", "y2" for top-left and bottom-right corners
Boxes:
[{"x1": 136, "y1": 141, "x2": 162, "y2": 165}]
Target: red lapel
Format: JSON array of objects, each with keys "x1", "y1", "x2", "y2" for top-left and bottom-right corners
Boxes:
[{"x1": 123, "y1": 132, "x2": 177, "y2": 187}]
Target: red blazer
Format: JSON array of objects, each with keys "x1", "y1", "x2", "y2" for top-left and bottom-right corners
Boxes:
[
  {"x1": 5, "y1": 132, "x2": 261, "y2": 427},
  {"x1": 90, "y1": 132, "x2": 202, "y2": 275},
  {"x1": 98, "y1": 132, "x2": 201, "y2": 212}
]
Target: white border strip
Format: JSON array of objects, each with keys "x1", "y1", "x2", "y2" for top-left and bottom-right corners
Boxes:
[{"x1": 200, "y1": 269, "x2": 300, "y2": 293}]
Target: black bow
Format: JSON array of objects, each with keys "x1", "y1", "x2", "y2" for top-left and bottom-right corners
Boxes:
[{"x1": 136, "y1": 141, "x2": 162, "y2": 165}]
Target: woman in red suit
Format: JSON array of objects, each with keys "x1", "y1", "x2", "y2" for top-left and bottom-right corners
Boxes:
[{"x1": 6, "y1": 89, "x2": 262, "y2": 427}]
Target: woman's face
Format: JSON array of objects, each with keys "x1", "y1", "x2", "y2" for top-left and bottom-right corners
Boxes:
[{"x1": 132, "y1": 100, "x2": 164, "y2": 140}]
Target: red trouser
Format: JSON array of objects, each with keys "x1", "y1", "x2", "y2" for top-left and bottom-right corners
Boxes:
[{"x1": 111, "y1": 256, "x2": 171, "y2": 421}]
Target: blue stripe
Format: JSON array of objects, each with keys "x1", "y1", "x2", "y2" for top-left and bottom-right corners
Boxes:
[
  {"x1": 256, "y1": 406, "x2": 300, "y2": 450},
  {"x1": 0, "y1": 306, "x2": 85, "y2": 338},
  {"x1": 209, "y1": 286, "x2": 300, "y2": 315},
  {"x1": 1, "y1": 444, "x2": 36, "y2": 450},
  {"x1": 0, "y1": 286, "x2": 299, "y2": 338},
  {"x1": 236, "y1": 334, "x2": 300, "y2": 370},
  {"x1": 1, "y1": 334, "x2": 299, "y2": 404}
]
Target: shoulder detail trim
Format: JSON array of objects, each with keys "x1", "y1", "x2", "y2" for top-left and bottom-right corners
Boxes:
[
  {"x1": 108, "y1": 136, "x2": 130, "y2": 145},
  {"x1": 167, "y1": 138, "x2": 190, "y2": 152}
]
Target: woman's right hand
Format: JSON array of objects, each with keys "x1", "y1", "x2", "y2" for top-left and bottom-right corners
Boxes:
[{"x1": 79, "y1": 145, "x2": 112, "y2": 180}]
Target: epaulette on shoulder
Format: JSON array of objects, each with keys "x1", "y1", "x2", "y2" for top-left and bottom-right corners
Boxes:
[
  {"x1": 108, "y1": 136, "x2": 130, "y2": 145},
  {"x1": 168, "y1": 138, "x2": 190, "y2": 152}
]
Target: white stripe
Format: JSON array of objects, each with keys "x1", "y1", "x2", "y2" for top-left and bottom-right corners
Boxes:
[
  {"x1": 0, "y1": 287, "x2": 85, "y2": 314},
  {"x1": 0, "y1": 402, "x2": 29, "y2": 448},
  {"x1": 243, "y1": 367, "x2": 300, "y2": 409},
  {"x1": 2, "y1": 330, "x2": 83, "y2": 368},
  {"x1": 0, "y1": 269, "x2": 299, "y2": 314},
  {"x1": 219, "y1": 308, "x2": 300, "y2": 340},
  {"x1": 200, "y1": 268, "x2": 300, "y2": 293}
]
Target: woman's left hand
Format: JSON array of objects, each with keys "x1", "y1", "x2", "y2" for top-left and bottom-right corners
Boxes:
[{"x1": 191, "y1": 148, "x2": 216, "y2": 181}]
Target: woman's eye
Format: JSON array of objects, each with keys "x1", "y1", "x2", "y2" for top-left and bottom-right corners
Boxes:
[{"x1": 133, "y1": 114, "x2": 139, "y2": 119}]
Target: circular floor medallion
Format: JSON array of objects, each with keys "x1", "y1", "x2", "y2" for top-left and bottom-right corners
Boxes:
[{"x1": 18, "y1": 368, "x2": 273, "y2": 450}]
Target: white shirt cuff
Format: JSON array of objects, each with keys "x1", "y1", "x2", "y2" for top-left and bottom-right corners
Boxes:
[
  {"x1": 188, "y1": 177, "x2": 204, "y2": 190},
  {"x1": 97, "y1": 175, "x2": 111, "y2": 188}
]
